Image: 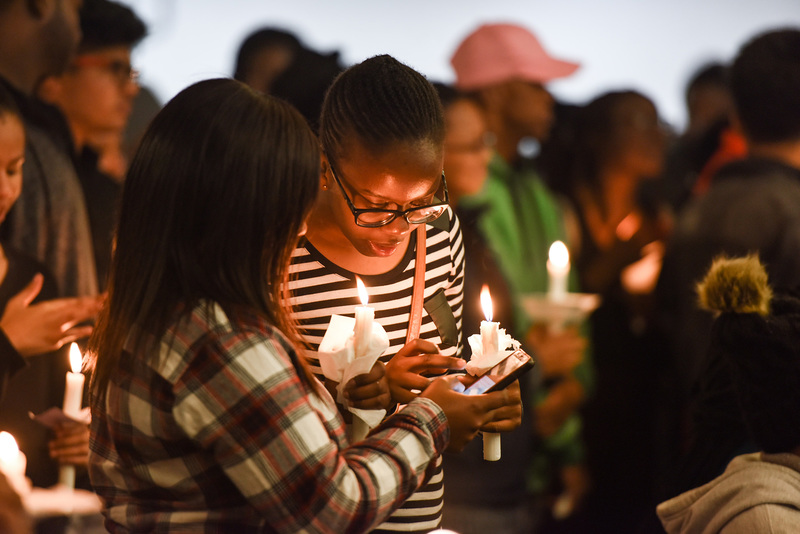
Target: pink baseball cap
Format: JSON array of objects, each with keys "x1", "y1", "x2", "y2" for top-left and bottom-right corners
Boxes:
[{"x1": 451, "y1": 23, "x2": 580, "y2": 90}]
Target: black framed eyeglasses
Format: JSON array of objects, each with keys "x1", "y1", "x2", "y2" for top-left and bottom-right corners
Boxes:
[
  {"x1": 328, "y1": 163, "x2": 449, "y2": 228},
  {"x1": 72, "y1": 55, "x2": 140, "y2": 85}
]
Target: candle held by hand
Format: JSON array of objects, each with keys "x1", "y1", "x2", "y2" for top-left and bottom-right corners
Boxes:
[
  {"x1": 547, "y1": 241, "x2": 570, "y2": 302},
  {"x1": 479, "y1": 285, "x2": 499, "y2": 358},
  {"x1": 60, "y1": 343, "x2": 85, "y2": 490},
  {"x1": 63, "y1": 343, "x2": 85, "y2": 419},
  {"x1": 353, "y1": 277, "x2": 374, "y2": 359},
  {"x1": 478, "y1": 285, "x2": 501, "y2": 461},
  {"x1": 352, "y1": 276, "x2": 375, "y2": 442}
]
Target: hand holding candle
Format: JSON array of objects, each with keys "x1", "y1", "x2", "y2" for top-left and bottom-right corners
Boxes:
[
  {"x1": 351, "y1": 277, "x2": 378, "y2": 441},
  {"x1": 317, "y1": 276, "x2": 390, "y2": 442},
  {"x1": 521, "y1": 240, "x2": 599, "y2": 337},
  {"x1": 59, "y1": 343, "x2": 85, "y2": 489},
  {"x1": 465, "y1": 286, "x2": 525, "y2": 460}
]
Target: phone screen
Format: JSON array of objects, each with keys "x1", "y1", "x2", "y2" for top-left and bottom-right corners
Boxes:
[{"x1": 463, "y1": 349, "x2": 533, "y2": 395}]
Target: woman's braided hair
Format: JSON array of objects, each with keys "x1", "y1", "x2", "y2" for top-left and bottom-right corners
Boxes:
[{"x1": 319, "y1": 54, "x2": 445, "y2": 163}]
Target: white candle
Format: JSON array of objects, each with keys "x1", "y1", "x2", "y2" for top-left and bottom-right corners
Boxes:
[
  {"x1": 480, "y1": 321, "x2": 499, "y2": 358},
  {"x1": 353, "y1": 277, "x2": 374, "y2": 359},
  {"x1": 63, "y1": 343, "x2": 85, "y2": 419},
  {"x1": 479, "y1": 285, "x2": 501, "y2": 461},
  {"x1": 60, "y1": 343, "x2": 85, "y2": 489},
  {"x1": 480, "y1": 285, "x2": 499, "y2": 358},
  {"x1": 0, "y1": 431, "x2": 29, "y2": 497},
  {"x1": 547, "y1": 241, "x2": 570, "y2": 302},
  {"x1": 483, "y1": 431, "x2": 501, "y2": 461},
  {"x1": 351, "y1": 277, "x2": 374, "y2": 442}
]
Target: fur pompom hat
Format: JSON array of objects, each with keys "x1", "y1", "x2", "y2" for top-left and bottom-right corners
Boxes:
[{"x1": 698, "y1": 254, "x2": 800, "y2": 453}]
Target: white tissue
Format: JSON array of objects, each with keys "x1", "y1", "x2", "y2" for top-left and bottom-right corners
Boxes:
[{"x1": 318, "y1": 314, "x2": 390, "y2": 428}]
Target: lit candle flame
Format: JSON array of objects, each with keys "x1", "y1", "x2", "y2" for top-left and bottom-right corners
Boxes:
[
  {"x1": 69, "y1": 343, "x2": 83, "y2": 374},
  {"x1": 356, "y1": 276, "x2": 369, "y2": 306},
  {"x1": 548, "y1": 241, "x2": 570, "y2": 270},
  {"x1": 0, "y1": 431, "x2": 19, "y2": 460},
  {"x1": 480, "y1": 285, "x2": 493, "y2": 322}
]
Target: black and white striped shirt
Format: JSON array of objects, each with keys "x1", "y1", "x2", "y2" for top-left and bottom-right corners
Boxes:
[{"x1": 287, "y1": 208, "x2": 465, "y2": 533}]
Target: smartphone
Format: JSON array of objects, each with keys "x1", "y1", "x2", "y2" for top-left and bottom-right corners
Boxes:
[{"x1": 463, "y1": 349, "x2": 534, "y2": 395}]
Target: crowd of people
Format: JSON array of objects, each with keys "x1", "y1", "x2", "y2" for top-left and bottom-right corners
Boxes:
[{"x1": 0, "y1": 1, "x2": 798, "y2": 533}]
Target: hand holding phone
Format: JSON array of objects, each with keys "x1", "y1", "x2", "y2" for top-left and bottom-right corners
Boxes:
[
  {"x1": 463, "y1": 349, "x2": 534, "y2": 395},
  {"x1": 460, "y1": 350, "x2": 531, "y2": 460}
]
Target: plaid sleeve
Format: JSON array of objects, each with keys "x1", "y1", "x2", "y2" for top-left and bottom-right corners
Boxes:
[{"x1": 171, "y1": 329, "x2": 448, "y2": 534}]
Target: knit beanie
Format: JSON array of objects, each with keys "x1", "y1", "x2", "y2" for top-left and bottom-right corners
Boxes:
[{"x1": 697, "y1": 254, "x2": 800, "y2": 453}]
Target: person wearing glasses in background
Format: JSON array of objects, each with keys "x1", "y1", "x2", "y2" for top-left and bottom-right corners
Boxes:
[
  {"x1": 38, "y1": 0, "x2": 146, "y2": 291},
  {"x1": 286, "y1": 55, "x2": 523, "y2": 534},
  {"x1": 0, "y1": 0, "x2": 95, "y2": 300},
  {"x1": 450, "y1": 24, "x2": 594, "y2": 527}
]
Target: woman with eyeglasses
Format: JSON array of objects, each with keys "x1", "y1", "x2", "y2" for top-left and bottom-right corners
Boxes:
[{"x1": 286, "y1": 55, "x2": 522, "y2": 534}]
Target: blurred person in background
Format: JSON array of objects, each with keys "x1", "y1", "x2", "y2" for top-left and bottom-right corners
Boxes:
[
  {"x1": 683, "y1": 63, "x2": 747, "y2": 198},
  {"x1": 233, "y1": 27, "x2": 301, "y2": 95},
  {"x1": 435, "y1": 82, "x2": 575, "y2": 534},
  {"x1": 654, "y1": 62, "x2": 744, "y2": 209},
  {"x1": 38, "y1": 0, "x2": 147, "y2": 291},
  {"x1": 657, "y1": 256, "x2": 800, "y2": 533},
  {"x1": 0, "y1": 81, "x2": 101, "y2": 534},
  {"x1": 233, "y1": 26, "x2": 342, "y2": 129},
  {"x1": 450, "y1": 23, "x2": 593, "y2": 528},
  {"x1": 655, "y1": 27, "x2": 800, "y2": 515},
  {"x1": 0, "y1": 0, "x2": 97, "y2": 298},
  {"x1": 541, "y1": 90, "x2": 670, "y2": 305},
  {"x1": 539, "y1": 89, "x2": 671, "y2": 533}
]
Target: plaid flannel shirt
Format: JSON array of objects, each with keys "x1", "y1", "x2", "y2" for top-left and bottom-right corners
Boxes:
[{"x1": 89, "y1": 301, "x2": 449, "y2": 533}]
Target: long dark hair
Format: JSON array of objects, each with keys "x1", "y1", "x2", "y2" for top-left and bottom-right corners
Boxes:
[{"x1": 88, "y1": 78, "x2": 320, "y2": 399}]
